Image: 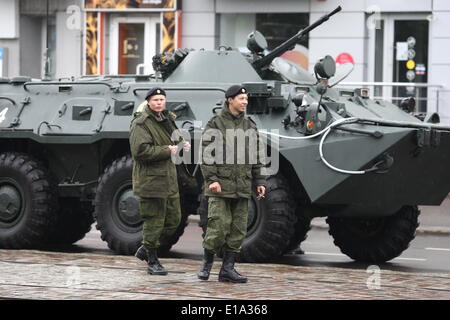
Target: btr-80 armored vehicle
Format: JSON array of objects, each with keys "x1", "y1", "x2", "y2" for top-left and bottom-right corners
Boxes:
[{"x1": 1, "y1": 6, "x2": 449, "y2": 263}]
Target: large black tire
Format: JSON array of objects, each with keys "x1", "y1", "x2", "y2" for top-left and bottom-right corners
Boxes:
[
  {"x1": 238, "y1": 174, "x2": 297, "y2": 262},
  {"x1": 326, "y1": 205, "x2": 420, "y2": 263},
  {"x1": 283, "y1": 207, "x2": 311, "y2": 254},
  {"x1": 46, "y1": 198, "x2": 94, "y2": 245},
  {"x1": 198, "y1": 174, "x2": 297, "y2": 262},
  {"x1": 94, "y1": 155, "x2": 142, "y2": 255},
  {"x1": 0, "y1": 152, "x2": 58, "y2": 249},
  {"x1": 94, "y1": 155, "x2": 194, "y2": 255}
]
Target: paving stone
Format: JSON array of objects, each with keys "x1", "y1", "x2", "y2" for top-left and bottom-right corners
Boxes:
[{"x1": 0, "y1": 249, "x2": 449, "y2": 300}]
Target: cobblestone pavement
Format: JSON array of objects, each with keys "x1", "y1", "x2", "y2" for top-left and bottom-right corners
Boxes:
[{"x1": 1, "y1": 250, "x2": 450, "y2": 300}]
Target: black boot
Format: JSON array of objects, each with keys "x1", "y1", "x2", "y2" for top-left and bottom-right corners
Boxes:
[
  {"x1": 146, "y1": 248, "x2": 168, "y2": 275},
  {"x1": 135, "y1": 245, "x2": 148, "y2": 262},
  {"x1": 197, "y1": 249, "x2": 215, "y2": 280},
  {"x1": 218, "y1": 251, "x2": 247, "y2": 283}
]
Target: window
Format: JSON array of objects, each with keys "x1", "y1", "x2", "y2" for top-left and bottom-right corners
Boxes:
[
  {"x1": 219, "y1": 13, "x2": 309, "y2": 69},
  {"x1": 42, "y1": 16, "x2": 57, "y2": 79},
  {"x1": 255, "y1": 13, "x2": 309, "y2": 50},
  {"x1": 219, "y1": 13, "x2": 308, "y2": 50}
]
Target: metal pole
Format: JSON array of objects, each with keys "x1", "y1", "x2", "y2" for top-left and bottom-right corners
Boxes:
[
  {"x1": 46, "y1": 0, "x2": 49, "y2": 48},
  {"x1": 436, "y1": 89, "x2": 440, "y2": 114},
  {"x1": 43, "y1": 0, "x2": 51, "y2": 80},
  {"x1": 415, "y1": 86, "x2": 420, "y2": 113}
]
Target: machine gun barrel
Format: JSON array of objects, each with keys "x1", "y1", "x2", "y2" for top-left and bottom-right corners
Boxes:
[{"x1": 252, "y1": 6, "x2": 342, "y2": 70}]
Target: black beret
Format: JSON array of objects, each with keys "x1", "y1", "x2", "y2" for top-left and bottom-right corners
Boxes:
[
  {"x1": 225, "y1": 85, "x2": 247, "y2": 99},
  {"x1": 145, "y1": 87, "x2": 166, "y2": 100}
]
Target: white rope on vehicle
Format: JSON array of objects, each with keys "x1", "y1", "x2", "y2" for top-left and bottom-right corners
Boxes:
[{"x1": 318, "y1": 125, "x2": 365, "y2": 174}]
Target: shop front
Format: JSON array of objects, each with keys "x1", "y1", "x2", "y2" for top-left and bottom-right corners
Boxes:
[
  {"x1": 368, "y1": 12, "x2": 431, "y2": 112},
  {"x1": 84, "y1": 0, "x2": 180, "y2": 75}
]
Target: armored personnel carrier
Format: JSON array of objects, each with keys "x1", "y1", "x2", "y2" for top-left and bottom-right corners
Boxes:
[{"x1": 1, "y1": 6, "x2": 449, "y2": 263}]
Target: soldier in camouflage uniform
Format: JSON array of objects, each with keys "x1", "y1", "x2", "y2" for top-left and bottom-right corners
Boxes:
[
  {"x1": 198, "y1": 85, "x2": 266, "y2": 283},
  {"x1": 129, "y1": 87, "x2": 189, "y2": 275}
]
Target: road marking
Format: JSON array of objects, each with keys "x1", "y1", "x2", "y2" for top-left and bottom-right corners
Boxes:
[
  {"x1": 425, "y1": 247, "x2": 450, "y2": 252},
  {"x1": 305, "y1": 252, "x2": 427, "y2": 262},
  {"x1": 392, "y1": 257, "x2": 426, "y2": 262},
  {"x1": 305, "y1": 251, "x2": 346, "y2": 257}
]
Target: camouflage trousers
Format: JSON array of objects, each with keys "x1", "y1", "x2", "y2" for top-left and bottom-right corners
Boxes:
[
  {"x1": 203, "y1": 197, "x2": 248, "y2": 254},
  {"x1": 139, "y1": 197, "x2": 181, "y2": 250}
]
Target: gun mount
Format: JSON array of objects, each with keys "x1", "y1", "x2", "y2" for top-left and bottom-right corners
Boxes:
[
  {"x1": 250, "y1": 6, "x2": 342, "y2": 73},
  {"x1": 152, "y1": 6, "x2": 342, "y2": 81}
]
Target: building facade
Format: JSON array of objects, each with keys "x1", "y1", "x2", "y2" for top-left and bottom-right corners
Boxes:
[{"x1": 0, "y1": 0, "x2": 449, "y2": 118}]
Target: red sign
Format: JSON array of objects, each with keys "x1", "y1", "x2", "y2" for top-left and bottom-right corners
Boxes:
[{"x1": 336, "y1": 52, "x2": 354, "y2": 65}]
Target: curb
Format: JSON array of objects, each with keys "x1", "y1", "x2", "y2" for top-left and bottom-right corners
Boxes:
[
  {"x1": 309, "y1": 218, "x2": 450, "y2": 235},
  {"x1": 188, "y1": 216, "x2": 450, "y2": 235}
]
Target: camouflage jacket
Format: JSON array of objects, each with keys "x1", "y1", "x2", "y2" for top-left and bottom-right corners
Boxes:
[
  {"x1": 129, "y1": 107, "x2": 179, "y2": 198},
  {"x1": 201, "y1": 105, "x2": 266, "y2": 199}
]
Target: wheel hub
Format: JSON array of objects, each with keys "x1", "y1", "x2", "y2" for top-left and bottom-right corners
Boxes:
[
  {"x1": 0, "y1": 184, "x2": 22, "y2": 224},
  {"x1": 117, "y1": 188, "x2": 141, "y2": 227}
]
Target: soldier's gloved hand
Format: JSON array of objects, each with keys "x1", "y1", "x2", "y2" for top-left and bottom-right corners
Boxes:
[
  {"x1": 256, "y1": 185, "x2": 266, "y2": 200},
  {"x1": 209, "y1": 182, "x2": 222, "y2": 193},
  {"x1": 168, "y1": 145, "x2": 179, "y2": 155}
]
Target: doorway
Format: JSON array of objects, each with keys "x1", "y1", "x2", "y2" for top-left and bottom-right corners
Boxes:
[
  {"x1": 110, "y1": 15, "x2": 160, "y2": 75},
  {"x1": 368, "y1": 14, "x2": 430, "y2": 112}
]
